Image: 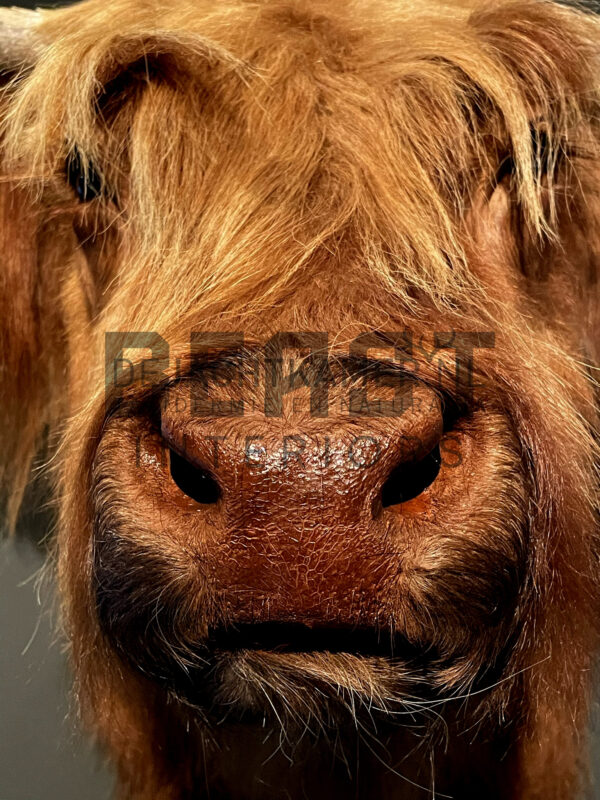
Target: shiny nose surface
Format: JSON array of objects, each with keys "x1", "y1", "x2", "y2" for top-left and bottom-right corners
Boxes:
[{"x1": 161, "y1": 382, "x2": 443, "y2": 625}]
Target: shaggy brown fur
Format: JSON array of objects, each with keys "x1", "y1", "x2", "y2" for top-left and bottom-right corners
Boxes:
[{"x1": 1, "y1": 0, "x2": 600, "y2": 797}]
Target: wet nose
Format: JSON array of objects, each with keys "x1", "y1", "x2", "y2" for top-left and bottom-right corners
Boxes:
[{"x1": 161, "y1": 387, "x2": 444, "y2": 625}]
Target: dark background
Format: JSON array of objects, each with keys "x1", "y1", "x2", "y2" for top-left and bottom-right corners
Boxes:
[
  {"x1": 0, "y1": 1, "x2": 598, "y2": 799},
  {"x1": 0, "y1": 0, "x2": 78, "y2": 7},
  {"x1": 0, "y1": 0, "x2": 79, "y2": 7}
]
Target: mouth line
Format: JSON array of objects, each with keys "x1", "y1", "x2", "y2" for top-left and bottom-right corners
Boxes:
[{"x1": 204, "y1": 622, "x2": 426, "y2": 660}]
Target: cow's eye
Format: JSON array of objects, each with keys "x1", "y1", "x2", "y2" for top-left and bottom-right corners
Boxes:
[
  {"x1": 381, "y1": 444, "x2": 441, "y2": 507},
  {"x1": 495, "y1": 126, "x2": 554, "y2": 187},
  {"x1": 169, "y1": 448, "x2": 221, "y2": 505},
  {"x1": 66, "y1": 149, "x2": 103, "y2": 202}
]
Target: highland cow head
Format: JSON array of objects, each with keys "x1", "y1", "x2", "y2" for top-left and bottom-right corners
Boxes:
[{"x1": 0, "y1": 1, "x2": 599, "y2": 798}]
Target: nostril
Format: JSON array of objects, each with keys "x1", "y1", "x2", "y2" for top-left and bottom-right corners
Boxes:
[
  {"x1": 381, "y1": 444, "x2": 442, "y2": 508},
  {"x1": 169, "y1": 449, "x2": 221, "y2": 505}
]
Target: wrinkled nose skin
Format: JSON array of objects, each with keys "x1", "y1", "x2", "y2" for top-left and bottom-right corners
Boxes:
[
  {"x1": 177, "y1": 417, "x2": 438, "y2": 628},
  {"x1": 222, "y1": 434, "x2": 387, "y2": 624},
  {"x1": 157, "y1": 374, "x2": 443, "y2": 630}
]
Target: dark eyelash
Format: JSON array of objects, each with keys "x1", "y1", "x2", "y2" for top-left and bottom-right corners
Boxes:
[
  {"x1": 495, "y1": 126, "x2": 563, "y2": 187},
  {"x1": 66, "y1": 148, "x2": 103, "y2": 202}
]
